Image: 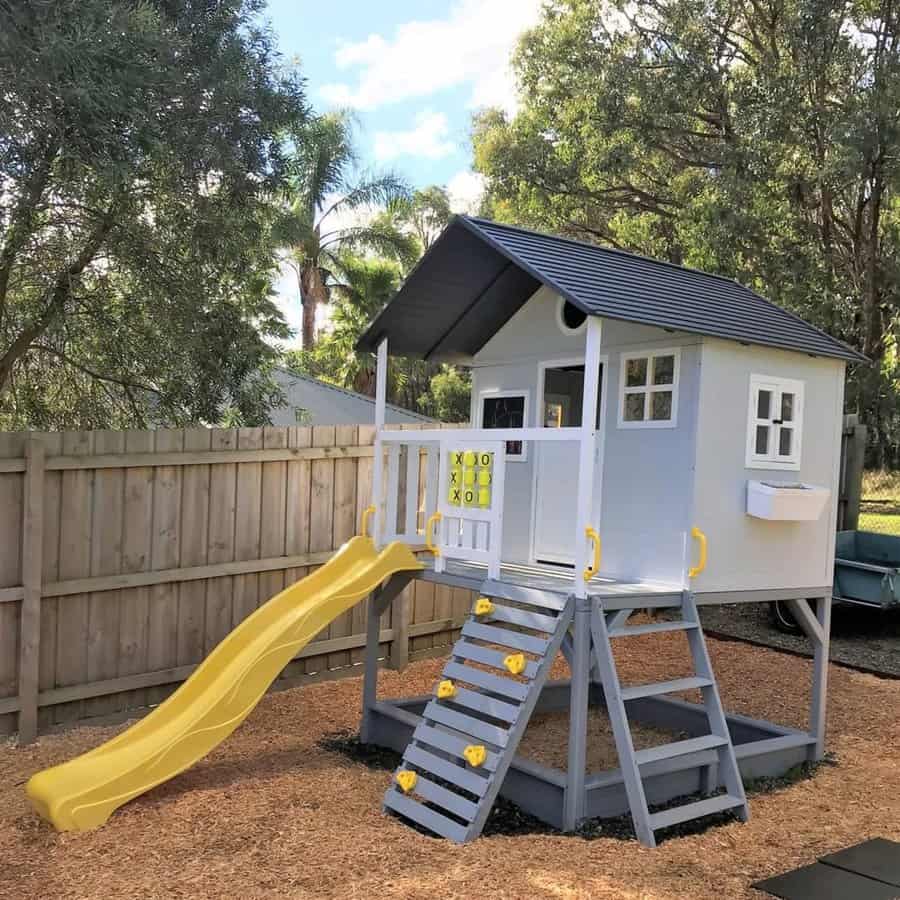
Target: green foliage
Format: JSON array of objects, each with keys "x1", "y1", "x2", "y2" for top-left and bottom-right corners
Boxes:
[
  {"x1": 274, "y1": 113, "x2": 415, "y2": 349},
  {"x1": 473, "y1": 0, "x2": 900, "y2": 462},
  {"x1": 421, "y1": 365, "x2": 471, "y2": 422},
  {"x1": 380, "y1": 185, "x2": 454, "y2": 253},
  {"x1": 0, "y1": 0, "x2": 309, "y2": 429},
  {"x1": 284, "y1": 251, "x2": 471, "y2": 422}
]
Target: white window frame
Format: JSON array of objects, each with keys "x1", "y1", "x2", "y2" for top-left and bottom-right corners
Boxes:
[
  {"x1": 476, "y1": 389, "x2": 529, "y2": 462},
  {"x1": 617, "y1": 347, "x2": 681, "y2": 429},
  {"x1": 745, "y1": 374, "x2": 804, "y2": 470}
]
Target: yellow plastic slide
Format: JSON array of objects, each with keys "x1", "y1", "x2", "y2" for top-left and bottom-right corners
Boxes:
[{"x1": 26, "y1": 536, "x2": 422, "y2": 832}]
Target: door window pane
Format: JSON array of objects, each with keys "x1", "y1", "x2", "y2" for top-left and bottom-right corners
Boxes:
[
  {"x1": 781, "y1": 392, "x2": 794, "y2": 422},
  {"x1": 757, "y1": 389, "x2": 772, "y2": 420},
  {"x1": 626, "y1": 357, "x2": 647, "y2": 387},
  {"x1": 482, "y1": 395, "x2": 526, "y2": 458},
  {"x1": 652, "y1": 355, "x2": 675, "y2": 385},
  {"x1": 650, "y1": 391, "x2": 672, "y2": 420},
  {"x1": 755, "y1": 425, "x2": 769, "y2": 455},
  {"x1": 624, "y1": 393, "x2": 645, "y2": 421},
  {"x1": 778, "y1": 427, "x2": 793, "y2": 456}
]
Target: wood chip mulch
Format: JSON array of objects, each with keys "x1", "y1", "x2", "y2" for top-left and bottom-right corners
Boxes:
[{"x1": 2, "y1": 631, "x2": 899, "y2": 900}]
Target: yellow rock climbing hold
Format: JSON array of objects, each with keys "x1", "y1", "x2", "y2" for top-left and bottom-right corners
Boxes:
[
  {"x1": 395, "y1": 770, "x2": 417, "y2": 794},
  {"x1": 504, "y1": 652, "x2": 526, "y2": 676},
  {"x1": 436, "y1": 679, "x2": 457, "y2": 699},
  {"x1": 463, "y1": 745, "x2": 487, "y2": 768},
  {"x1": 473, "y1": 596, "x2": 494, "y2": 616}
]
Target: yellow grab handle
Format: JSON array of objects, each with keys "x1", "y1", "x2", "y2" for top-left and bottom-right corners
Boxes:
[
  {"x1": 688, "y1": 526, "x2": 707, "y2": 578},
  {"x1": 426, "y1": 511, "x2": 443, "y2": 557},
  {"x1": 360, "y1": 505, "x2": 375, "y2": 538},
  {"x1": 583, "y1": 526, "x2": 601, "y2": 582}
]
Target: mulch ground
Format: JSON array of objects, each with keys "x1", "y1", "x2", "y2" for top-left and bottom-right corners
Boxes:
[{"x1": 2, "y1": 631, "x2": 899, "y2": 900}]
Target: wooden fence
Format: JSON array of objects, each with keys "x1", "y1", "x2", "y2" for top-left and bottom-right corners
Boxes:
[{"x1": 0, "y1": 425, "x2": 473, "y2": 741}]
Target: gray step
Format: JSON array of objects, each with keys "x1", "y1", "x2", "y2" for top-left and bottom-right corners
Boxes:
[
  {"x1": 443, "y1": 660, "x2": 530, "y2": 702},
  {"x1": 406, "y1": 774, "x2": 479, "y2": 821},
  {"x1": 449, "y1": 685, "x2": 521, "y2": 724},
  {"x1": 423, "y1": 701, "x2": 510, "y2": 747},
  {"x1": 414, "y1": 724, "x2": 501, "y2": 772},
  {"x1": 384, "y1": 789, "x2": 468, "y2": 842},
  {"x1": 453, "y1": 640, "x2": 540, "y2": 679},
  {"x1": 479, "y1": 579, "x2": 568, "y2": 611},
  {"x1": 648, "y1": 793, "x2": 745, "y2": 831},
  {"x1": 485, "y1": 603, "x2": 559, "y2": 634},
  {"x1": 462, "y1": 620, "x2": 550, "y2": 655},
  {"x1": 403, "y1": 744, "x2": 490, "y2": 796},
  {"x1": 608, "y1": 621, "x2": 698, "y2": 638},
  {"x1": 633, "y1": 734, "x2": 727, "y2": 766},
  {"x1": 620, "y1": 676, "x2": 712, "y2": 701}
]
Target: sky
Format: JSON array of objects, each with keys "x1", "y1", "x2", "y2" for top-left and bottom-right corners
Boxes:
[{"x1": 263, "y1": 0, "x2": 543, "y2": 344}]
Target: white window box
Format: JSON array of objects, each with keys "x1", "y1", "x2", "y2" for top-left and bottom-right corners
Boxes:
[{"x1": 746, "y1": 480, "x2": 831, "y2": 521}]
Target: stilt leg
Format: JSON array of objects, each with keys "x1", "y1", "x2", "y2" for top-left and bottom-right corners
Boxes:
[
  {"x1": 359, "y1": 588, "x2": 383, "y2": 744},
  {"x1": 563, "y1": 595, "x2": 591, "y2": 831},
  {"x1": 810, "y1": 596, "x2": 831, "y2": 760}
]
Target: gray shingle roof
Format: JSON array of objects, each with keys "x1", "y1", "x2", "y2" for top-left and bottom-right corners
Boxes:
[{"x1": 358, "y1": 216, "x2": 865, "y2": 363}]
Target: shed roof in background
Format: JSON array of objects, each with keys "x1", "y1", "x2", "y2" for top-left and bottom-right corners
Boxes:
[
  {"x1": 271, "y1": 369, "x2": 434, "y2": 427},
  {"x1": 357, "y1": 216, "x2": 866, "y2": 363}
]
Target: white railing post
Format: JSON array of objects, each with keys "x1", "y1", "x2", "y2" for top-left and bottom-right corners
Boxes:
[
  {"x1": 574, "y1": 317, "x2": 602, "y2": 598},
  {"x1": 371, "y1": 337, "x2": 388, "y2": 547}
]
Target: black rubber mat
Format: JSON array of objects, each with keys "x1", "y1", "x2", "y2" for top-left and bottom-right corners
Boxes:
[
  {"x1": 753, "y1": 861, "x2": 900, "y2": 899},
  {"x1": 820, "y1": 838, "x2": 900, "y2": 888}
]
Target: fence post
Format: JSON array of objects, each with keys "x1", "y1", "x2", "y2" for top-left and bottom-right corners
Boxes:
[
  {"x1": 18, "y1": 437, "x2": 44, "y2": 744},
  {"x1": 841, "y1": 414, "x2": 866, "y2": 531}
]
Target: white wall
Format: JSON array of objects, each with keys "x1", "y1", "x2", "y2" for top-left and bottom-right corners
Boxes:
[
  {"x1": 470, "y1": 286, "x2": 586, "y2": 562},
  {"x1": 597, "y1": 321, "x2": 702, "y2": 586},
  {"x1": 471, "y1": 287, "x2": 701, "y2": 585},
  {"x1": 691, "y1": 339, "x2": 845, "y2": 594}
]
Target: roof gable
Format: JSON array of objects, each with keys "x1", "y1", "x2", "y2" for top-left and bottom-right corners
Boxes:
[{"x1": 357, "y1": 216, "x2": 865, "y2": 364}]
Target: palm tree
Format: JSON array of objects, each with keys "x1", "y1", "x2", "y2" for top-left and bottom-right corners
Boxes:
[{"x1": 275, "y1": 113, "x2": 416, "y2": 350}]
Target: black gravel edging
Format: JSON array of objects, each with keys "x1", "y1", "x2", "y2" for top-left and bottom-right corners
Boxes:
[
  {"x1": 697, "y1": 604, "x2": 900, "y2": 678},
  {"x1": 318, "y1": 732, "x2": 831, "y2": 844}
]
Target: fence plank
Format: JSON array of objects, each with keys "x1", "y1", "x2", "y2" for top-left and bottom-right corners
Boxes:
[
  {"x1": 54, "y1": 431, "x2": 94, "y2": 725},
  {"x1": 328, "y1": 424, "x2": 358, "y2": 670},
  {"x1": 146, "y1": 429, "x2": 184, "y2": 707},
  {"x1": 178, "y1": 428, "x2": 211, "y2": 667},
  {"x1": 282, "y1": 426, "x2": 312, "y2": 681},
  {"x1": 233, "y1": 428, "x2": 263, "y2": 623},
  {"x1": 118, "y1": 429, "x2": 155, "y2": 712},
  {"x1": 305, "y1": 425, "x2": 335, "y2": 674},
  {"x1": 206, "y1": 429, "x2": 237, "y2": 648},
  {"x1": 259, "y1": 427, "x2": 288, "y2": 615},
  {"x1": 37, "y1": 432, "x2": 62, "y2": 732},
  {"x1": 85, "y1": 430, "x2": 126, "y2": 719},
  {"x1": 17, "y1": 439, "x2": 44, "y2": 743}
]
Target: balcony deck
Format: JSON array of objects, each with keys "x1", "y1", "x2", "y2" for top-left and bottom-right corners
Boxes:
[{"x1": 418, "y1": 557, "x2": 684, "y2": 609}]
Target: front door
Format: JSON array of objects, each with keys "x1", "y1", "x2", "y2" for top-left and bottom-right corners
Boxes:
[{"x1": 532, "y1": 362, "x2": 604, "y2": 565}]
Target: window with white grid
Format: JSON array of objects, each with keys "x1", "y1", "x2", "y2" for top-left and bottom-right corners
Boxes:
[
  {"x1": 745, "y1": 374, "x2": 804, "y2": 470},
  {"x1": 618, "y1": 348, "x2": 680, "y2": 429}
]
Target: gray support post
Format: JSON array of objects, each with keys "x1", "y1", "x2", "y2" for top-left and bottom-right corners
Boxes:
[
  {"x1": 360, "y1": 574, "x2": 413, "y2": 743},
  {"x1": 359, "y1": 588, "x2": 384, "y2": 744},
  {"x1": 562, "y1": 594, "x2": 591, "y2": 831},
  {"x1": 810, "y1": 595, "x2": 832, "y2": 760}
]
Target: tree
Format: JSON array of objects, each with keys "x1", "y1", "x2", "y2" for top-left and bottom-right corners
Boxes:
[
  {"x1": 384, "y1": 185, "x2": 454, "y2": 254},
  {"x1": 473, "y1": 0, "x2": 900, "y2": 461},
  {"x1": 0, "y1": 0, "x2": 310, "y2": 429},
  {"x1": 285, "y1": 251, "x2": 471, "y2": 421},
  {"x1": 275, "y1": 113, "x2": 416, "y2": 350}
]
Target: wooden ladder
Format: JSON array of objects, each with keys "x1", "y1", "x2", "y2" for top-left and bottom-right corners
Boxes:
[
  {"x1": 591, "y1": 591, "x2": 750, "y2": 847},
  {"x1": 383, "y1": 589, "x2": 573, "y2": 842}
]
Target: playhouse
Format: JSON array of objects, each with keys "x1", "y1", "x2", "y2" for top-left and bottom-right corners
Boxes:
[
  {"x1": 352, "y1": 216, "x2": 864, "y2": 846},
  {"x1": 24, "y1": 216, "x2": 864, "y2": 850}
]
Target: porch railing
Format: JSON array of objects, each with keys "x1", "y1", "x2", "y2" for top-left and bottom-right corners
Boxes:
[{"x1": 375, "y1": 427, "x2": 582, "y2": 581}]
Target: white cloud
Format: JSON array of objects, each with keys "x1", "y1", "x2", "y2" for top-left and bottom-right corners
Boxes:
[
  {"x1": 320, "y1": 0, "x2": 543, "y2": 115},
  {"x1": 373, "y1": 111, "x2": 455, "y2": 162},
  {"x1": 447, "y1": 170, "x2": 485, "y2": 215}
]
